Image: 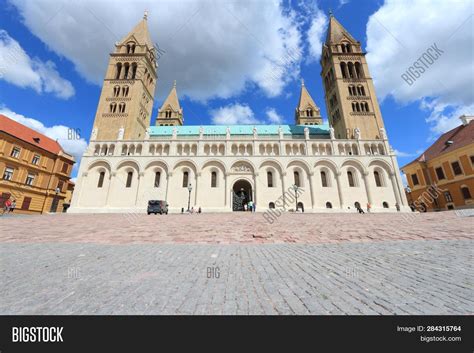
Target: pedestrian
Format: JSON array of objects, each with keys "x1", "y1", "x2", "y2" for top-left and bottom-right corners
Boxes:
[
  {"x1": 253, "y1": 203, "x2": 256, "y2": 212},
  {"x1": 3, "y1": 198, "x2": 12, "y2": 215},
  {"x1": 366, "y1": 202, "x2": 371, "y2": 213},
  {"x1": 395, "y1": 203, "x2": 400, "y2": 212},
  {"x1": 248, "y1": 200, "x2": 253, "y2": 212},
  {"x1": 356, "y1": 205, "x2": 365, "y2": 214},
  {"x1": 10, "y1": 200, "x2": 16, "y2": 213},
  {"x1": 198, "y1": 207, "x2": 202, "y2": 214},
  {"x1": 243, "y1": 203, "x2": 247, "y2": 212}
]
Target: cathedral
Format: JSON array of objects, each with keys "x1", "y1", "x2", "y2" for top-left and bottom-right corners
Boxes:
[{"x1": 70, "y1": 13, "x2": 409, "y2": 213}]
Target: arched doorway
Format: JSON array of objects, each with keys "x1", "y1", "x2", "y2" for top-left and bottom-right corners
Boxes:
[{"x1": 232, "y1": 179, "x2": 252, "y2": 211}]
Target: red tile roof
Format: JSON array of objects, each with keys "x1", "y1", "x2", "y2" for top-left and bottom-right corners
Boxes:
[
  {"x1": 403, "y1": 119, "x2": 474, "y2": 168},
  {"x1": 0, "y1": 114, "x2": 63, "y2": 155}
]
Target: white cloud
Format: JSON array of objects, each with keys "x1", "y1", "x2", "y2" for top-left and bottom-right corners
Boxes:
[
  {"x1": 210, "y1": 103, "x2": 261, "y2": 125},
  {"x1": 0, "y1": 106, "x2": 87, "y2": 175},
  {"x1": 0, "y1": 30, "x2": 74, "y2": 99},
  {"x1": 307, "y1": 10, "x2": 328, "y2": 62},
  {"x1": 393, "y1": 149, "x2": 417, "y2": 158},
  {"x1": 365, "y1": 0, "x2": 473, "y2": 135},
  {"x1": 266, "y1": 107, "x2": 284, "y2": 124},
  {"x1": 7, "y1": 0, "x2": 325, "y2": 101}
]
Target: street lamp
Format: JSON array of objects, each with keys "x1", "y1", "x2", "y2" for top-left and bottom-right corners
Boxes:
[
  {"x1": 292, "y1": 184, "x2": 299, "y2": 212},
  {"x1": 187, "y1": 183, "x2": 193, "y2": 212}
]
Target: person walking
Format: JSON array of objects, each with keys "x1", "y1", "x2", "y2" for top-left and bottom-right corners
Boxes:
[
  {"x1": 248, "y1": 200, "x2": 253, "y2": 212},
  {"x1": 395, "y1": 203, "x2": 400, "y2": 212},
  {"x1": 243, "y1": 203, "x2": 247, "y2": 212},
  {"x1": 10, "y1": 200, "x2": 16, "y2": 213},
  {"x1": 3, "y1": 198, "x2": 11, "y2": 215},
  {"x1": 356, "y1": 204, "x2": 365, "y2": 214},
  {"x1": 253, "y1": 203, "x2": 256, "y2": 213},
  {"x1": 366, "y1": 202, "x2": 371, "y2": 213}
]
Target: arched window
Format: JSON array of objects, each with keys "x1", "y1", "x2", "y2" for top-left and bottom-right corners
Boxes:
[
  {"x1": 211, "y1": 171, "x2": 217, "y2": 188},
  {"x1": 113, "y1": 85, "x2": 120, "y2": 97},
  {"x1": 355, "y1": 102, "x2": 360, "y2": 112},
  {"x1": 355, "y1": 62, "x2": 364, "y2": 78},
  {"x1": 267, "y1": 171, "x2": 273, "y2": 187},
  {"x1": 340, "y1": 62, "x2": 347, "y2": 79},
  {"x1": 109, "y1": 103, "x2": 117, "y2": 113},
  {"x1": 122, "y1": 86, "x2": 129, "y2": 97},
  {"x1": 461, "y1": 186, "x2": 472, "y2": 199},
  {"x1": 126, "y1": 171, "x2": 133, "y2": 188},
  {"x1": 348, "y1": 62, "x2": 355, "y2": 78},
  {"x1": 123, "y1": 63, "x2": 130, "y2": 79},
  {"x1": 352, "y1": 102, "x2": 356, "y2": 112},
  {"x1": 118, "y1": 102, "x2": 126, "y2": 113},
  {"x1": 347, "y1": 171, "x2": 355, "y2": 187},
  {"x1": 131, "y1": 63, "x2": 138, "y2": 79},
  {"x1": 269, "y1": 202, "x2": 275, "y2": 209},
  {"x1": 182, "y1": 171, "x2": 189, "y2": 188},
  {"x1": 383, "y1": 201, "x2": 389, "y2": 208},
  {"x1": 294, "y1": 171, "x2": 301, "y2": 187},
  {"x1": 154, "y1": 172, "x2": 161, "y2": 188},
  {"x1": 326, "y1": 202, "x2": 332, "y2": 209},
  {"x1": 97, "y1": 172, "x2": 105, "y2": 188},
  {"x1": 374, "y1": 171, "x2": 382, "y2": 187},
  {"x1": 115, "y1": 63, "x2": 122, "y2": 79},
  {"x1": 297, "y1": 202, "x2": 304, "y2": 212},
  {"x1": 321, "y1": 171, "x2": 328, "y2": 187},
  {"x1": 345, "y1": 43, "x2": 351, "y2": 53},
  {"x1": 364, "y1": 102, "x2": 369, "y2": 112}
]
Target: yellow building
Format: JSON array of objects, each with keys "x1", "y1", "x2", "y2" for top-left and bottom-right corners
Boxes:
[
  {"x1": 402, "y1": 115, "x2": 474, "y2": 211},
  {"x1": 0, "y1": 114, "x2": 75, "y2": 214}
]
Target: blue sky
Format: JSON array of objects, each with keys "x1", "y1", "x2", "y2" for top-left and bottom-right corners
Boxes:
[{"x1": 0, "y1": 0, "x2": 472, "y2": 180}]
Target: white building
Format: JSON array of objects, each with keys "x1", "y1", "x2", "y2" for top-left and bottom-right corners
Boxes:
[{"x1": 70, "y1": 13, "x2": 409, "y2": 213}]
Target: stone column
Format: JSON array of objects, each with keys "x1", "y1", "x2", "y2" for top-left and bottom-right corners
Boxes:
[
  {"x1": 253, "y1": 172, "x2": 258, "y2": 203},
  {"x1": 281, "y1": 171, "x2": 287, "y2": 205},
  {"x1": 224, "y1": 172, "x2": 229, "y2": 208},
  {"x1": 308, "y1": 172, "x2": 316, "y2": 209},
  {"x1": 165, "y1": 171, "x2": 173, "y2": 202},
  {"x1": 194, "y1": 172, "x2": 200, "y2": 207},
  {"x1": 105, "y1": 172, "x2": 116, "y2": 206},
  {"x1": 390, "y1": 172, "x2": 402, "y2": 207},
  {"x1": 362, "y1": 171, "x2": 373, "y2": 206},
  {"x1": 335, "y1": 171, "x2": 345, "y2": 209}
]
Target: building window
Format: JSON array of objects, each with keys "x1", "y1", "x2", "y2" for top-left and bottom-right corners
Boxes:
[
  {"x1": 461, "y1": 186, "x2": 472, "y2": 200},
  {"x1": 451, "y1": 161, "x2": 463, "y2": 176},
  {"x1": 154, "y1": 172, "x2": 161, "y2": 188},
  {"x1": 113, "y1": 85, "x2": 120, "y2": 97},
  {"x1": 21, "y1": 197, "x2": 32, "y2": 210},
  {"x1": 326, "y1": 202, "x2": 332, "y2": 209},
  {"x1": 10, "y1": 147, "x2": 20, "y2": 158},
  {"x1": 118, "y1": 102, "x2": 126, "y2": 113},
  {"x1": 294, "y1": 171, "x2": 301, "y2": 187},
  {"x1": 269, "y1": 202, "x2": 275, "y2": 209},
  {"x1": 470, "y1": 155, "x2": 474, "y2": 165},
  {"x1": 374, "y1": 171, "x2": 382, "y2": 187},
  {"x1": 182, "y1": 171, "x2": 189, "y2": 188},
  {"x1": 321, "y1": 171, "x2": 328, "y2": 187},
  {"x1": 435, "y1": 167, "x2": 445, "y2": 180},
  {"x1": 32, "y1": 154, "x2": 40, "y2": 165},
  {"x1": 347, "y1": 171, "x2": 355, "y2": 187},
  {"x1": 382, "y1": 202, "x2": 389, "y2": 208},
  {"x1": 96, "y1": 172, "x2": 104, "y2": 188},
  {"x1": 211, "y1": 171, "x2": 217, "y2": 188},
  {"x1": 25, "y1": 173, "x2": 35, "y2": 186},
  {"x1": 115, "y1": 63, "x2": 122, "y2": 79},
  {"x1": 3, "y1": 167, "x2": 14, "y2": 180},
  {"x1": 411, "y1": 173, "x2": 419, "y2": 186},
  {"x1": 61, "y1": 162, "x2": 68, "y2": 173},
  {"x1": 57, "y1": 180, "x2": 64, "y2": 192},
  {"x1": 126, "y1": 171, "x2": 133, "y2": 188},
  {"x1": 267, "y1": 171, "x2": 273, "y2": 187},
  {"x1": 444, "y1": 191, "x2": 453, "y2": 203}
]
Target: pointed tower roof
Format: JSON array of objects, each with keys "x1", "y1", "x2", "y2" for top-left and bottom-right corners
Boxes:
[
  {"x1": 160, "y1": 81, "x2": 181, "y2": 111},
  {"x1": 325, "y1": 15, "x2": 357, "y2": 44},
  {"x1": 297, "y1": 80, "x2": 319, "y2": 111},
  {"x1": 118, "y1": 11, "x2": 154, "y2": 49}
]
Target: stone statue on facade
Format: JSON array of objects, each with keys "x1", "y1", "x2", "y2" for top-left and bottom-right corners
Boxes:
[
  {"x1": 226, "y1": 126, "x2": 231, "y2": 140},
  {"x1": 354, "y1": 127, "x2": 361, "y2": 140},
  {"x1": 278, "y1": 126, "x2": 283, "y2": 139},
  {"x1": 379, "y1": 127, "x2": 387, "y2": 140},
  {"x1": 117, "y1": 127, "x2": 124, "y2": 140},
  {"x1": 172, "y1": 127, "x2": 177, "y2": 139},
  {"x1": 304, "y1": 127, "x2": 309, "y2": 140},
  {"x1": 145, "y1": 127, "x2": 150, "y2": 140},
  {"x1": 199, "y1": 126, "x2": 204, "y2": 139},
  {"x1": 253, "y1": 126, "x2": 258, "y2": 139},
  {"x1": 329, "y1": 126, "x2": 335, "y2": 140}
]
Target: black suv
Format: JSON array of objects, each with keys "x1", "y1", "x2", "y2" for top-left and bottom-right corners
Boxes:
[{"x1": 147, "y1": 200, "x2": 169, "y2": 215}]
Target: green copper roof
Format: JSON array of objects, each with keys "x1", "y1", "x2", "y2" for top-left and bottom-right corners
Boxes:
[{"x1": 149, "y1": 124, "x2": 330, "y2": 136}]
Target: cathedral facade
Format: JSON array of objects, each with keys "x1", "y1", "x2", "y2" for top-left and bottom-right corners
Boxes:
[{"x1": 70, "y1": 14, "x2": 409, "y2": 213}]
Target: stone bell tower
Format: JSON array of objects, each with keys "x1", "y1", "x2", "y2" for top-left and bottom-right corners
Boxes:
[
  {"x1": 320, "y1": 14, "x2": 385, "y2": 140},
  {"x1": 90, "y1": 12, "x2": 157, "y2": 141},
  {"x1": 295, "y1": 79, "x2": 323, "y2": 125},
  {"x1": 156, "y1": 81, "x2": 183, "y2": 126}
]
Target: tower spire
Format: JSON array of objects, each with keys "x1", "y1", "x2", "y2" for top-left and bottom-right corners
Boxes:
[
  {"x1": 144, "y1": 10, "x2": 148, "y2": 20},
  {"x1": 295, "y1": 81, "x2": 322, "y2": 125}
]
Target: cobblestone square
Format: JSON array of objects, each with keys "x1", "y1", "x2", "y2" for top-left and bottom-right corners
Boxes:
[{"x1": 0, "y1": 212, "x2": 472, "y2": 314}]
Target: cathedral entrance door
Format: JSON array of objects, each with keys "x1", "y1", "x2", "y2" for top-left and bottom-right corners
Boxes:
[{"x1": 232, "y1": 179, "x2": 252, "y2": 211}]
